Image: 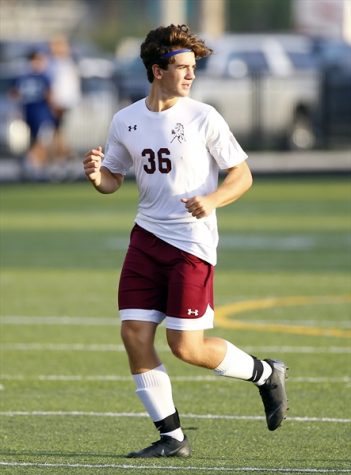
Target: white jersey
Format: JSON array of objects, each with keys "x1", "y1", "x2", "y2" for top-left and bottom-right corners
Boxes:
[{"x1": 103, "y1": 97, "x2": 247, "y2": 265}]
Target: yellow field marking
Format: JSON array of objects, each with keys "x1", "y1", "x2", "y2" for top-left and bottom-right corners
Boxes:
[{"x1": 216, "y1": 295, "x2": 351, "y2": 338}]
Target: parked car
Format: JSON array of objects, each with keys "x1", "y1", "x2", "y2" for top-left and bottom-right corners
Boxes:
[
  {"x1": 113, "y1": 33, "x2": 351, "y2": 150},
  {"x1": 311, "y1": 37, "x2": 351, "y2": 148},
  {"x1": 190, "y1": 34, "x2": 323, "y2": 150},
  {"x1": 113, "y1": 55, "x2": 149, "y2": 105}
]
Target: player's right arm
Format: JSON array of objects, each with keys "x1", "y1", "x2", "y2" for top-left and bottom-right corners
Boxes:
[{"x1": 83, "y1": 146, "x2": 124, "y2": 194}]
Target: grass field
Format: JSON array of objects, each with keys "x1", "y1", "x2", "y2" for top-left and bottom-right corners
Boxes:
[{"x1": 0, "y1": 176, "x2": 350, "y2": 474}]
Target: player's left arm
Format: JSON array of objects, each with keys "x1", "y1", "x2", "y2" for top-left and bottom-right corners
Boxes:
[{"x1": 181, "y1": 160, "x2": 252, "y2": 219}]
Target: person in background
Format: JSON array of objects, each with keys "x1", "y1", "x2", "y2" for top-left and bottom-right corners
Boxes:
[
  {"x1": 48, "y1": 35, "x2": 81, "y2": 161},
  {"x1": 12, "y1": 49, "x2": 55, "y2": 177}
]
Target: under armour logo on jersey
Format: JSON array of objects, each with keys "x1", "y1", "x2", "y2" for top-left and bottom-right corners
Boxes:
[
  {"x1": 128, "y1": 125, "x2": 137, "y2": 131},
  {"x1": 171, "y1": 123, "x2": 186, "y2": 143},
  {"x1": 187, "y1": 308, "x2": 199, "y2": 316}
]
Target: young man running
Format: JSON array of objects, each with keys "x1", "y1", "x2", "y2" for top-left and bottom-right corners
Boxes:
[{"x1": 83, "y1": 24, "x2": 288, "y2": 458}]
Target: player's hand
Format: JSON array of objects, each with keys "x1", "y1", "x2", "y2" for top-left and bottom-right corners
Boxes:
[
  {"x1": 83, "y1": 146, "x2": 104, "y2": 183},
  {"x1": 181, "y1": 196, "x2": 215, "y2": 219}
]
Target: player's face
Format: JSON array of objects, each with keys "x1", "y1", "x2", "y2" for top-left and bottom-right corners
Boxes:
[{"x1": 160, "y1": 52, "x2": 196, "y2": 97}]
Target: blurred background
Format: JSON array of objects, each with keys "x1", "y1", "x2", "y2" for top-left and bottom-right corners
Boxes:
[
  {"x1": 0, "y1": 0, "x2": 350, "y2": 181},
  {"x1": 1, "y1": 5, "x2": 350, "y2": 466}
]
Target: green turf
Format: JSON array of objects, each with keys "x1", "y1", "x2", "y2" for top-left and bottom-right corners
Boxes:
[{"x1": 0, "y1": 177, "x2": 350, "y2": 474}]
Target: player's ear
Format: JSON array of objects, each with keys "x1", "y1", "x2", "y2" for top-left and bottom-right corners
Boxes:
[{"x1": 152, "y1": 63, "x2": 164, "y2": 80}]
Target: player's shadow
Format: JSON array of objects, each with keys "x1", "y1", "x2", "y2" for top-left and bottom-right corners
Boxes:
[
  {"x1": 0, "y1": 450, "x2": 131, "y2": 459},
  {"x1": 0, "y1": 429, "x2": 199, "y2": 460}
]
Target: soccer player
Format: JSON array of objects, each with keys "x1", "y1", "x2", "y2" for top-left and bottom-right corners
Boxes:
[{"x1": 83, "y1": 24, "x2": 288, "y2": 458}]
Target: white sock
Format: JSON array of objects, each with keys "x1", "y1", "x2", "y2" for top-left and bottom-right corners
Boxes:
[
  {"x1": 213, "y1": 341, "x2": 272, "y2": 384},
  {"x1": 133, "y1": 364, "x2": 184, "y2": 442}
]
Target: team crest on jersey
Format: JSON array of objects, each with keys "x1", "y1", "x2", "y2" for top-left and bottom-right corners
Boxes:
[{"x1": 171, "y1": 123, "x2": 186, "y2": 143}]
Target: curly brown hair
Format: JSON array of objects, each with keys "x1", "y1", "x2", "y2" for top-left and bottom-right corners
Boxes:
[{"x1": 140, "y1": 24, "x2": 212, "y2": 83}]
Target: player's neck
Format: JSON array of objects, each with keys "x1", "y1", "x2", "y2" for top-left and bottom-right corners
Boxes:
[{"x1": 145, "y1": 88, "x2": 179, "y2": 112}]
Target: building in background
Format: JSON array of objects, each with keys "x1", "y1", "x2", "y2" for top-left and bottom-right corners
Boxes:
[
  {"x1": 1, "y1": 0, "x2": 350, "y2": 47},
  {"x1": 293, "y1": 0, "x2": 351, "y2": 43},
  {"x1": 0, "y1": 0, "x2": 87, "y2": 40},
  {"x1": 0, "y1": 0, "x2": 350, "y2": 160}
]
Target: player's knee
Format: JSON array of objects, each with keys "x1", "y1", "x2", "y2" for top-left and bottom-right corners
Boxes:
[
  {"x1": 168, "y1": 340, "x2": 198, "y2": 364},
  {"x1": 120, "y1": 322, "x2": 147, "y2": 351}
]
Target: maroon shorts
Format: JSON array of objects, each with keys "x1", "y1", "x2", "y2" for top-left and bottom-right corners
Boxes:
[{"x1": 118, "y1": 224, "x2": 214, "y2": 330}]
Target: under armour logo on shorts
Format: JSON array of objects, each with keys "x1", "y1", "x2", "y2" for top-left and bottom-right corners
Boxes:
[
  {"x1": 128, "y1": 125, "x2": 137, "y2": 131},
  {"x1": 187, "y1": 308, "x2": 199, "y2": 316}
]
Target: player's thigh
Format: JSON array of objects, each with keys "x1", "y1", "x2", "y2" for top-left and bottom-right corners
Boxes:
[
  {"x1": 118, "y1": 226, "x2": 167, "y2": 314},
  {"x1": 166, "y1": 251, "x2": 214, "y2": 330}
]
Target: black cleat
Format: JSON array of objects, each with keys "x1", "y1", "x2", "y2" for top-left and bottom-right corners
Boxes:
[
  {"x1": 259, "y1": 359, "x2": 288, "y2": 431},
  {"x1": 126, "y1": 435, "x2": 191, "y2": 458}
]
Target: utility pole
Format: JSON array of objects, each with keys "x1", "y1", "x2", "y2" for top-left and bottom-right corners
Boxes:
[
  {"x1": 157, "y1": 0, "x2": 225, "y2": 37},
  {"x1": 159, "y1": 0, "x2": 187, "y2": 26},
  {"x1": 200, "y1": 0, "x2": 226, "y2": 37}
]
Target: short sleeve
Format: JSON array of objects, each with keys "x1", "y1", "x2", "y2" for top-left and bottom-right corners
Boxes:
[
  {"x1": 102, "y1": 115, "x2": 133, "y2": 175},
  {"x1": 205, "y1": 108, "x2": 247, "y2": 169}
]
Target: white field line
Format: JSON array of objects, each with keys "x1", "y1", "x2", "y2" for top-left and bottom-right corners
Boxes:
[
  {"x1": 1, "y1": 342, "x2": 350, "y2": 354},
  {"x1": 0, "y1": 374, "x2": 350, "y2": 384},
  {"x1": 0, "y1": 411, "x2": 350, "y2": 424},
  {"x1": 0, "y1": 316, "x2": 120, "y2": 326},
  {"x1": 0, "y1": 461, "x2": 350, "y2": 473},
  {"x1": 0, "y1": 343, "x2": 126, "y2": 351},
  {"x1": 1, "y1": 315, "x2": 350, "y2": 328}
]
